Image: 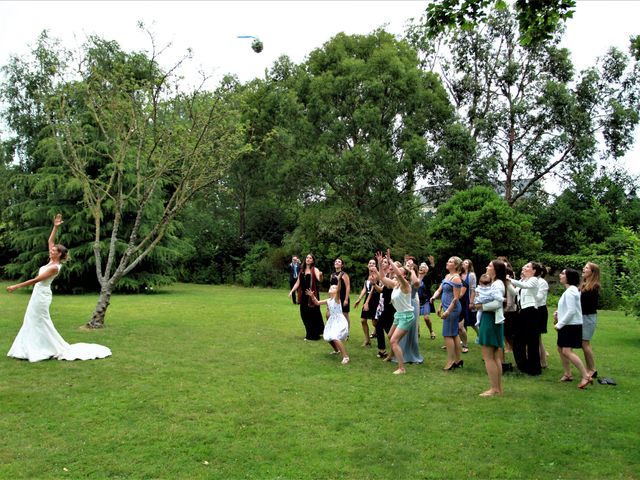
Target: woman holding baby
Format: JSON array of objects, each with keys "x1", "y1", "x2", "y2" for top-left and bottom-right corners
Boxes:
[{"x1": 473, "y1": 259, "x2": 508, "y2": 397}]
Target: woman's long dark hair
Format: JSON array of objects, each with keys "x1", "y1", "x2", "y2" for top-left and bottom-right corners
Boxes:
[{"x1": 491, "y1": 259, "x2": 507, "y2": 283}]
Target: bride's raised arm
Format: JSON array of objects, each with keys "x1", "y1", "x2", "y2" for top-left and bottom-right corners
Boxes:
[{"x1": 48, "y1": 214, "x2": 63, "y2": 251}]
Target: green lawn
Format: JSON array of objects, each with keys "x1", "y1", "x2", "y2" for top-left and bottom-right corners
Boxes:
[{"x1": 1, "y1": 283, "x2": 638, "y2": 479}]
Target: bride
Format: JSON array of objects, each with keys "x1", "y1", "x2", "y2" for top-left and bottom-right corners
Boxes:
[{"x1": 6, "y1": 214, "x2": 112, "y2": 362}]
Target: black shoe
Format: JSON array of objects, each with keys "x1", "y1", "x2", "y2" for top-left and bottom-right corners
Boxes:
[
  {"x1": 455, "y1": 360, "x2": 464, "y2": 368},
  {"x1": 502, "y1": 362, "x2": 513, "y2": 372},
  {"x1": 377, "y1": 350, "x2": 388, "y2": 359},
  {"x1": 590, "y1": 370, "x2": 598, "y2": 379}
]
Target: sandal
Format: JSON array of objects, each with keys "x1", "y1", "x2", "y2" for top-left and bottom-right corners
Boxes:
[
  {"x1": 430, "y1": 333, "x2": 436, "y2": 340},
  {"x1": 578, "y1": 377, "x2": 593, "y2": 389},
  {"x1": 559, "y1": 375, "x2": 573, "y2": 382},
  {"x1": 462, "y1": 346, "x2": 469, "y2": 354}
]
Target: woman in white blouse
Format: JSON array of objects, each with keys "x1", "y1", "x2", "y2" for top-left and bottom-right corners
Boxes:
[
  {"x1": 554, "y1": 268, "x2": 592, "y2": 389},
  {"x1": 507, "y1": 262, "x2": 541, "y2": 376}
]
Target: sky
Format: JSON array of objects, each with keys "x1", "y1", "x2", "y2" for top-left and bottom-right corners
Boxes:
[{"x1": 0, "y1": 0, "x2": 638, "y2": 175}]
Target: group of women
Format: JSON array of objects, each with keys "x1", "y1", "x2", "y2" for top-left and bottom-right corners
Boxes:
[{"x1": 288, "y1": 251, "x2": 602, "y2": 396}]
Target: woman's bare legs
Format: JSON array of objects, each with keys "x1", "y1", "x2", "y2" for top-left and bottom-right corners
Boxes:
[
  {"x1": 390, "y1": 327, "x2": 408, "y2": 374},
  {"x1": 480, "y1": 346, "x2": 503, "y2": 396}
]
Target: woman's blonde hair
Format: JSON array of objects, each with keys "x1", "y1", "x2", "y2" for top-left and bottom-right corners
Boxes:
[
  {"x1": 581, "y1": 262, "x2": 601, "y2": 292},
  {"x1": 450, "y1": 256, "x2": 463, "y2": 274}
]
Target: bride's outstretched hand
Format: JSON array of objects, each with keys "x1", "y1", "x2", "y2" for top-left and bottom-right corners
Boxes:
[{"x1": 54, "y1": 214, "x2": 63, "y2": 226}]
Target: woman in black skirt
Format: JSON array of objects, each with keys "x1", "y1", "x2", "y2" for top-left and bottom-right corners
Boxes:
[{"x1": 554, "y1": 268, "x2": 592, "y2": 389}]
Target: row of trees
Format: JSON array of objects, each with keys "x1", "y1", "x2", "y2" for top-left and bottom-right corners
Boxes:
[{"x1": 1, "y1": 4, "x2": 639, "y2": 325}]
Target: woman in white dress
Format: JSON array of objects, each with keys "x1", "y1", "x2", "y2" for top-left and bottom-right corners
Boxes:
[{"x1": 6, "y1": 214, "x2": 112, "y2": 362}]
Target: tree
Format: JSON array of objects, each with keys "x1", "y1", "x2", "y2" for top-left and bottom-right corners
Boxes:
[
  {"x1": 536, "y1": 188, "x2": 613, "y2": 255},
  {"x1": 535, "y1": 166, "x2": 639, "y2": 254},
  {"x1": 427, "y1": 186, "x2": 542, "y2": 268},
  {"x1": 421, "y1": 0, "x2": 576, "y2": 46},
  {"x1": 408, "y1": 5, "x2": 640, "y2": 206},
  {"x1": 283, "y1": 30, "x2": 468, "y2": 265},
  {"x1": 1, "y1": 30, "x2": 245, "y2": 327}
]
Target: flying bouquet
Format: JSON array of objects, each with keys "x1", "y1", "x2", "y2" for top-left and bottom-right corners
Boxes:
[
  {"x1": 237, "y1": 35, "x2": 263, "y2": 53},
  {"x1": 251, "y1": 39, "x2": 263, "y2": 53}
]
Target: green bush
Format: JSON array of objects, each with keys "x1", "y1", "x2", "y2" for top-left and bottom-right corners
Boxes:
[
  {"x1": 618, "y1": 229, "x2": 640, "y2": 319},
  {"x1": 240, "y1": 241, "x2": 288, "y2": 288}
]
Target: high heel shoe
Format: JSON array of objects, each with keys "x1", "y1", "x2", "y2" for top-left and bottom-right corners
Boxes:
[
  {"x1": 455, "y1": 360, "x2": 464, "y2": 368},
  {"x1": 590, "y1": 370, "x2": 598, "y2": 379},
  {"x1": 443, "y1": 363, "x2": 456, "y2": 371},
  {"x1": 578, "y1": 377, "x2": 593, "y2": 389}
]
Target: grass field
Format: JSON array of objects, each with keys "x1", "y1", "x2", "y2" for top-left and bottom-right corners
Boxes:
[{"x1": 1, "y1": 283, "x2": 639, "y2": 479}]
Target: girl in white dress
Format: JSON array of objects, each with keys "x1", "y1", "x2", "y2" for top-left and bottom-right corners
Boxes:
[
  {"x1": 6, "y1": 214, "x2": 112, "y2": 362},
  {"x1": 307, "y1": 283, "x2": 350, "y2": 364}
]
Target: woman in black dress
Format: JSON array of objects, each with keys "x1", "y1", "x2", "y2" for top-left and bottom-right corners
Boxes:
[
  {"x1": 330, "y1": 258, "x2": 351, "y2": 332},
  {"x1": 288, "y1": 253, "x2": 324, "y2": 340},
  {"x1": 354, "y1": 259, "x2": 379, "y2": 347}
]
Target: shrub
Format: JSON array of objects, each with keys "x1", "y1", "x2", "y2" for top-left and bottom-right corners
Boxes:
[{"x1": 240, "y1": 241, "x2": 288, "y2": 288}]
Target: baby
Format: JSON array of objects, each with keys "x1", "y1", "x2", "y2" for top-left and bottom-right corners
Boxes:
[{"x1": 473, "y1": 274, "x2": 505, "y2": 326}]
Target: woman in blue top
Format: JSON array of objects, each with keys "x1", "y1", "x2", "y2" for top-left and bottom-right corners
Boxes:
[
  {"x1": 458, "y1": 259, "x2": 477, "y2": 353},
  {"x1": 431, "y1": 256, "x2": 463, "y2": 370}
]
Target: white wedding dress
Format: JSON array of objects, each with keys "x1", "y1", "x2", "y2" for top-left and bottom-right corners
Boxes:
[{"x1": 7, "y1": 264, "x2": 112, "y2": 362}]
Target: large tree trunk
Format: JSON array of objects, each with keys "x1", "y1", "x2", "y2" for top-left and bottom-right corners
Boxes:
[{"x1": 87, "y1": 286, "x2": 113, "y2": 329}]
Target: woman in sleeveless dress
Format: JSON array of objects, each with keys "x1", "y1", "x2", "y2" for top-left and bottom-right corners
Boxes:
[
  {"x1": 458, "y1": 259, "x2": 477, "y2": 353},
  {"x1": 372, "y1": 249, "x2": 414, "y2": 374},
  {"x1": 329, "y1": 258, "x2": 351, "y2": 332},
  {"x1": 7, "y1": 214, "x2": 112, "y2": 362},
  {"x1": 288, "y1": 253, "x2": 324, "y2": 340},
  {"x1": 393, "y1": 257, "x2": 423, "y2": 365},
  {"x1": 354, "y1": 259, "x2": 379, "y2": 347},
  {"x1": 431, "y1": 256, "x2": 463, "y2": 370}
]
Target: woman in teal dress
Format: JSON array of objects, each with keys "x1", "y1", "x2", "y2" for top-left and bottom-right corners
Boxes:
[{"x1": 475, "y1": 259, "x2": 507, "y2": 397}]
